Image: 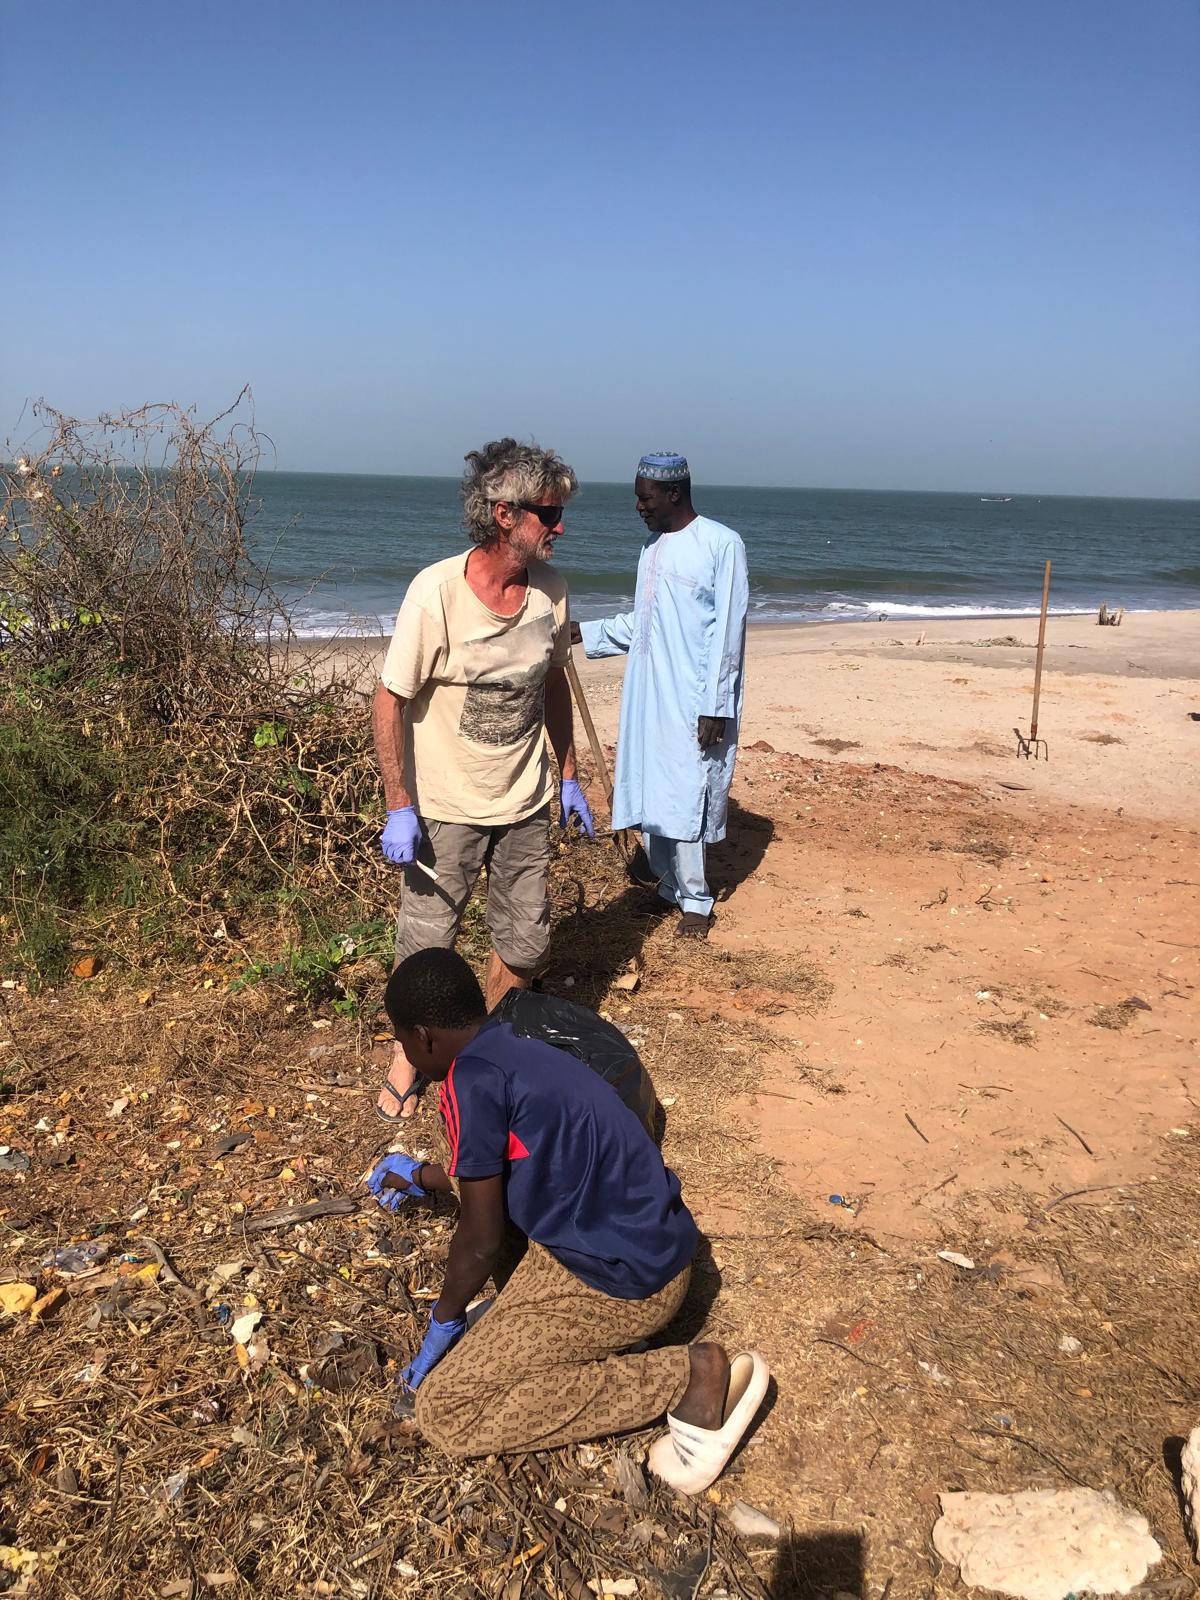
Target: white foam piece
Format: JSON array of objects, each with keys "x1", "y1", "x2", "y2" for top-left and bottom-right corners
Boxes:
[
  {"x1": 1182, "y1": 1425, "x2": 1200, "y2": 1558},
  {"x1": 932, "y1": 1487, "x2": 1162, "y2": 1600}
]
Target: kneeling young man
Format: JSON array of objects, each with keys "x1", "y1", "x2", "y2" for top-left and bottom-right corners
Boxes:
[{"x1": 367, "y1": 948, "x2": 768, "y2": 1493}]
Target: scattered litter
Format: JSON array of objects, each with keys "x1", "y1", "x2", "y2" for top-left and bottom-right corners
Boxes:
[
  {"x1": 937, "y1": 1250, "x2": 976, "y2": 1271},
  {"x1": 0, "y1": 1282, "x2": 37, "y2": 1317},
  {"x1": 160, "y1": 1468, "x2": 190, "y2": 1503},
  {"x1": 1057, "y1": 1334, "x2": 1082, "y2": 1354},
  {"x1": 229, "y1": 1310, "x2": 262, "y2": 1345},
  {"x1": 726, "y1": 1500, "x2": 781, "y2": 1541},
  {"x1": 932, "y1": 1487, "x2": 1161, "y2": 1600},
  {"x1": 203, "y1": 1261, "x2": 246, "y2": 1299},
  {"x1": 0, "y1": 1148, "x2": 31, "y2": 1173},
  {"x1": 44, "y1": 1241, "x2": 109, "y2": 1274}
]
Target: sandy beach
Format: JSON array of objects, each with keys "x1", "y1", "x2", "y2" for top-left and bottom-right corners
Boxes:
[{"x1": 311, "y1": 607, "x2": 1199, "y2": 823}]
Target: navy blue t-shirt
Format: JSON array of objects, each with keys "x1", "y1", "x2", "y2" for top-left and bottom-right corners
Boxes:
[{"x1": 438, "y1": 1019, "x2": 698, "y2": 1299}]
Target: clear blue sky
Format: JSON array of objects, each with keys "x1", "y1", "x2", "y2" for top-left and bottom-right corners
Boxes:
[{"x1": 3, "y1": 0, "x2": 1197, "y2": 496}]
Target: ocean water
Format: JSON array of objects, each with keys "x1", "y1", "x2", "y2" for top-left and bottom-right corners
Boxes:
[{"x1": 243, "y1": 473, "x2": 1200, "y2": 637}]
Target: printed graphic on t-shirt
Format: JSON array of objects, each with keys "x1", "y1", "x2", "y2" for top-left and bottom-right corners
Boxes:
[
  {"x1": 458, "y1": 619, "x2": 554, "y2": 748},
  {"x1": 460, "y1": 659, "x2": 547, "y2": 746}
]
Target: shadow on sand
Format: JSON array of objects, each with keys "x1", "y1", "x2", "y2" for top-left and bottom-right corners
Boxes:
[
  {"x1": 764, "y1": 1527, "x2": 866, "y2": 1596},
  {"x1": 543, "y1": 798, "x2": 776, "y2": 1008}
]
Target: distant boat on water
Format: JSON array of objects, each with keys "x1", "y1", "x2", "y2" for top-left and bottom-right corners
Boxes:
[{"x1": 979, "y1": 495, "x2": 1013, "y2": 503}]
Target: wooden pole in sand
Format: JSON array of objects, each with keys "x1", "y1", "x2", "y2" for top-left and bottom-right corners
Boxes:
[
  {"x1": 1030, "y1": 559, "x2": 1052, "y2": 744},
  {"x1": 564, "y1": 652, "x2": 629, "y2": 859}
]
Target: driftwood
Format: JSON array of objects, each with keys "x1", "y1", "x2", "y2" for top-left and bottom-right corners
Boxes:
[
  {"x1": 243, "y1": 1195, "x2": 359, "y2": 1232},
  {"x1": 1098, "y1": 603, "x2": 1125, "y2": 626}
]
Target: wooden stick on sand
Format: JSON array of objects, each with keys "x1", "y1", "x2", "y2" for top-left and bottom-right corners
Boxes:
[
  {"x1": 565, "y1": 652, "x2": 630, "y2": 860},
  {"x1": 1030, "y1": 558, "x2": 1052, "y2": 747}
]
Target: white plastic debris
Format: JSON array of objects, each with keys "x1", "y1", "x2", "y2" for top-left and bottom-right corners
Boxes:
[
  {"x1": 160, "y1": 1468, "x2": 189, "y2": 1503},
  {"x1": 937, "y1": 1250, "x2": 976, "y2": 1270},
  {"x1": 1057, "y1": 1333, "x2": 1082, "y2": 1354},
  {"x1": 933, "y1": 1487, "x2": 1162, "y2": 1600},
  {"x1": 727, "y1": 1500, "x2": 782, "y2": 1540},
  {"x1": 1182, "y1": 1425, "x2": 1200, "y2": 1558},
  {"x1": 229, "y1": 1310, "x2": 262, "y2": 1345}
]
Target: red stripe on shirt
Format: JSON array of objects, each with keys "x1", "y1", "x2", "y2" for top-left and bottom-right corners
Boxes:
[{"x1": 440, "y1": 1059, "x2": 461, "y2": 1176}]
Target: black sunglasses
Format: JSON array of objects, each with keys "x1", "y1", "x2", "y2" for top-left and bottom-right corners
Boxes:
[{"x1": 515, "y1": 502, "x2": 564, "y2": 529}]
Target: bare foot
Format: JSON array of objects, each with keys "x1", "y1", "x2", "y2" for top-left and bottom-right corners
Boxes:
[
  {"x1": 484, "y1": 951, "x2": 534, "y2": 1013},
  {"x1": 676, "y1": 911, "x2": 712, "y2": 940},
  {"x1": 376, "y1": 1042, "x2": 420, "y2": 1120},
  {"x1": 672, "y1": 1342, "x2": 730, "y2": 1430}
]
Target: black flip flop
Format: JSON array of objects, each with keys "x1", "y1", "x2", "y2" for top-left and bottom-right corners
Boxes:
[{"x1": 375, "y1": 1075, "x2": 424, "y2": 1123}]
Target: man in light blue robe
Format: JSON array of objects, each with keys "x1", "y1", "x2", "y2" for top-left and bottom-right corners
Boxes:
[{"x1": 575, "y1": 453, "x2": 749, "y2": 939}]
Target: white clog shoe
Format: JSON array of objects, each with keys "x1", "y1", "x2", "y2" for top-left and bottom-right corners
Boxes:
[{"x1": 648, "y1": 1351, "x2": 770, "y2": 1495}]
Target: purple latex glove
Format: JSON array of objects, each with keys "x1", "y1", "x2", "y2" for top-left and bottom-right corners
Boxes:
[
  {"x1": 367, "y1": 1152, "x2": 428, "y2": 1210},
  {"x1": 559, "y1": 778, "x2": 595, "y2": 840},
  {"x1": 398, "y1": 1311, "x2": 467, "y2": 1391},
  {"x1": 381, "y1": 806, "x2": 422, "y2": 865}
]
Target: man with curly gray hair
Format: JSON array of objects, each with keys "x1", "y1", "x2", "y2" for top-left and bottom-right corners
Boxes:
[{"x1": 371, "y1": 439, "x2": 594, "y2": 1121}]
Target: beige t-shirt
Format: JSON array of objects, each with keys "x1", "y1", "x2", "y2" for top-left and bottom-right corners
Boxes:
[{"x1": 380, "y1": 550, "x2": 571, "y2": 826}]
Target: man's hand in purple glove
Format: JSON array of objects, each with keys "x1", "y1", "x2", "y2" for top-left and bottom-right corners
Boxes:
[
  {"x1": 367, "y1": 1152, "x2": 428, "y2": 1211},
  {"x1": 381, "y1": 806, "x2": 422, "y2": 865},
  {"x1": 398, "y1": 1311, "x2": 467, "y2": 1391},
  {"x1": 560, "y1": 778, "x2": 595, "y2": 840}
]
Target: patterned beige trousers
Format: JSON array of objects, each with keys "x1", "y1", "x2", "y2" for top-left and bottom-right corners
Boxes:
[{"x1": 414, "y1": 1242, "x2": 692, "y2": 1457}]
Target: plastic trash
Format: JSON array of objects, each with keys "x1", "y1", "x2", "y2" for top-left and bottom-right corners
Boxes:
[
  {"x1": 494, "y1": 989, "x2": 656, "y2": 1137},
  {"x1": 43, "y1": 1241, "x2": 109, "y2": 1274},
  {"x1": 0, "y1": 1147, "x2": 31, "y2": 1173}
]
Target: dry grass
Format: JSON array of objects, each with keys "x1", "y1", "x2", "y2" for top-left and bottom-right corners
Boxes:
[
  {"x1": 1091, "y1": 1001, "x2": 1149, "y2": 1031},
  {"x1": 977, "y1": 1018, "x2": 1038, "y2": 1047},
  {"x1": 2, "y1": 809, "x2": 1198, "y2": 1597}
]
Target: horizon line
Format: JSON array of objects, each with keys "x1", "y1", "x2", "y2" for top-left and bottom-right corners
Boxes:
[{"x1": 260, "y1": 467, "x2": 1200, "y2": 504}]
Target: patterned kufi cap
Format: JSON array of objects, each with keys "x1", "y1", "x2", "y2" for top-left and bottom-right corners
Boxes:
[{"x1": 636, "y1": 452, "x2": 689, "y2": 482}]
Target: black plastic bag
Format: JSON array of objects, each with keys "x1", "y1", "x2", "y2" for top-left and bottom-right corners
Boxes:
[{"x1": 494, "y1": 989, "x2": 656, "y2": 1139}]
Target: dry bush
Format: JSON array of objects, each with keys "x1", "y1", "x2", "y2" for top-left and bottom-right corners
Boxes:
[{"x1": 0, "y1": 397, "x2": 388, "y2": 988}]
